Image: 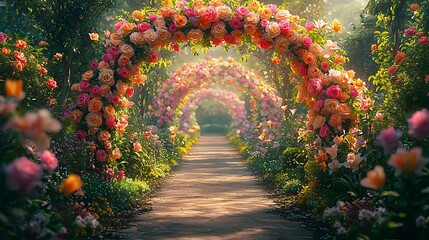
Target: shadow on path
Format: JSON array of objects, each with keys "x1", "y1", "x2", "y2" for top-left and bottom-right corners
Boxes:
[{"x1": 120, "y1": 135, "x2": 315, "y2": 240}]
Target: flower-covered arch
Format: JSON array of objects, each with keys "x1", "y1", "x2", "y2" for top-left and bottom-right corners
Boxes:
[
  {"x1": 68, "y1": 0, "x2": 369, "y2": 175},
  {"x1": 179, "y1": 88, "x2": 250, "y2": 134}
]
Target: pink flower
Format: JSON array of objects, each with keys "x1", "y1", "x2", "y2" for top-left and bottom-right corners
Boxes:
[
  {"x1": 96, "y1": 150, "x2": 107, "y2": 162},
  {"x1": 319, "y1": 125, "x2": 330, "y2": 138},
  {"x1": 326, "y1": 85, "x2": 342, "y2": 99},
  {"x1": 45, "y1": 79, "x2": 57, "y2": 90},
  {"x1": 90, "y1": 59, "x2": 99, "y2": 69},
  {"x1": 307, "y1": 78, "x2": 323, "y2": 97},
  {"x1": 302, "y1": 36, "x2": 313, "y2": 48},
  {"x1": 408, "y1": 108, "x2": 429, "y2": 139},
  {"x1": 107, "y1": 47, "x2": 120, "y2": 58},
  {"x1": 149, "y1": 14, "x2": 157, "y2": 22},
  {"x1": 114, "y1": 20, "x2": 126, "y2": 30},
  {"x1": 5, "y1": 157, "x2": 42, "y2": 192},
  {"x1": 203, "y1": 6, "x2": 218, "y2": 22},
  {"x1": 90, "y1": 85, "x2": 101, "y2": 97},
  {"x1": 169, "y1": 23, "x2": 177, "y2": 32},
  {"x1": 260, "y1": 19, "x2": 268, "y2": 28},
  {"x1": 229, "y1": 16, "x2": 243, "y2": 29},
  {"x1": 137, "y1": 22, "x2": 151, "y2": 32},
  {"x1": 305, "y1": 21, "x2": 315, "y2": 31},
  {"x1": 111, "y1": 95, "x2": 120, "y2": 105},
  {"x1": 235, "y1": 6, "x2": 250, "y2": 18},
  {"x1": 0, "y1": 32, "x2": 6, "y2": 41},
  {"x1": 321, "y1": 62, "x2": 329, "y2": 71},
  {"x1": 79, "y1": 80, "x2": 90, "y2": 92},
  {"x1": 39, "y1": 150, "x2": 58, "y2": 171},
  {"x1": 278, "y1": 20, "x2": 291, "y2": 32},
  {"x1": 349, "y1": 85, "x2": 359, "y2": 98},
  {"x1": 76, "y1": 94, "x2": 90, "y2": 107},
  {"x1": 75, "y1": 129, "x2": 86, "y2": 141},
  {"x1": 106, "y1": 117, "x2": 116, "y2": 128},
  {"x1": 184, "y1": 8, "x2": 196, "y2": 17},
  {"x1": 118, "y1": 67, "x2": 131, "y2": 79},
  {"x1": 101, "y1": 54, "x2": 113, "y2": 62},
  {"x1": 40, "y1": 67, "x2": 48, "y2": 75},
  {"x1": 266, "y1": 4, "x2": 277, "y2": 14},
  {"x1": 118, "y1": 170, "x2": 125, "y2": 180},
  {"x1": 378, "y1": 127, "x2": 402, "y2": 153},
  {"x1": 388, "y1": 147, "x2": 429, "y2": 174},
  {"x1": 148, "y1": 52, "x2": 158, "y2": 63},
  {"x1": 404, "y1": 27, "x2": 416, "y2": 37},
  {"x1": 388, "y1": 65, "x2": 399, "y2": 74},
  {"x1": 314, "y1": 100, "x2": 324, "y2": 111}
]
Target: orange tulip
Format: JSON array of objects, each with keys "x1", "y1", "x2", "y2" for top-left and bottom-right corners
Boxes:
[
  {"x1": 388, "y1": 147, "x2": 429, "y2": 174},
  {"x1": 1, "y1": 47, "x2": 11, "y2": 54},
  {"x1": 332, "y1": 19, "x2": 342, "y2": 33},
  {"x1": 360, "y1": 166, "x2": 385, "y2": 189},
  {"x1": 5, "y1": 79, "x2": 25, "y2": 100},
  {"x1": 59, "y1": 174, "x2": 83, "y2": 196}
]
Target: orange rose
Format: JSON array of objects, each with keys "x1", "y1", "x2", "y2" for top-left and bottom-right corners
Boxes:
[
  {"x1": 337, "y1": 104, "x2": 352, "y2": 119},
  {"x1": 109, "y1": 33, "x2": 123, "y2": 46},
  {"x1": 275, "y1": 10, "x2": 290, "y2": 21},
  {"x1": 266, "y1": 22, "x2": 281, "y2": 37},
  {"x1": 216, "y1": 6, "x2": 232, "y2": 20},
  {"x1": 211, "y1": 21, "x2": 227, "y2": 39},
  {"x1": 303, "y1": 52, "x2": 316, "y2": 65},
  {"x1": 173, "y1": 14, "x2": 187, "y2": 28},
  {"x1": 132, "y1": 10, "x2": 145, "y2": 19},
  {"x1": 157, "y1": 28, "x2": 172, "y2": 42},
  {"x1": 284, "y1": 29, "x2": 298, "y2": 43},
  {"x1": 120, "y1": 44, "x2": 135, "y2": 57},
  {"x1": 70, "y1": 109, "x2": 83, "y2": 124},
  {"x1": 187, "y1": 29, "x2": 203, "y2": 41},
  {"x1": 339, "y1": 92, "x2": 349, "y2": 102},
  {"x1": 309, "y1": 43, "x2": 323, "y2": 56},
  {"x1": 5, "y1": 79, "x2": 24, "y2": 100},
  {"x1": 321, "y1": 99, "x2": 339, "y2": 115},
  {"x1": 132, "y1": 74, "x2": 147, "y2": 86},
  {"x1": 88, "y1": 98, "x2": 103, "y2": 112},
  {"x1": 307, "y1": 65, "x2": 321, "y2": 78},
  {"x1": 312, "y1": 115, "x2": 326, "y2": 130},
  {"x1": 118, "y1": 22, "x2": 134, "y2": 36},
  {"x1": 100, "y1": 85, "x2": 111, "y2": 96},
  {"x1": 172, "y1": 31, "x2": 186, "y2": 43},
  {"x1": 130, "y1": 32, "x2": 146, "y2": 45},
  {"x1": 98, "y1": 130, "x2": 111, "y2": 141},
  {"x1": 85, "y1": 112, "x2": 103, "y2": 128},
  {"x1": 98, "y1": 69, "x2": 115, "y2": 86},
  {"x1": 244, "y1": 24, "x2": 257, "y2": 35},
  {"x1": 197, "y1": 19, "x2": 212, "y2": 30},
  {"x1": 210, "y1": 0, "x2": 222, "y2": 7},
  {"x1": 104, "y1": 105, "x2": 116, "y2": 119},
  {"x1": 80, "y1": 70, "x2": 93, "y2": 81},
  {"x1": 71, "y1": 83, "x2": 80, "y2": 91},
  {"x1": 111, "y1": 147, "x2": 122, "y2": 160},
  {"x1": 244, "y1": 12, "x2": 260, "y2": 25},
  {"x1": 328, "y1": 114, "x2": 342, "y2": 127},
  {"x1": 273, "y1": 36, "x2": 289, "y2": 54},
  {"x1": 98, "y1": 61, "x2": 110, "y2": 70},
  {"x1": 231, "y1": 30, "x2": 243, "y2": 39},
  {"x1": 59, "y1": 174, "x2": 83, "y2": 196},
  {"x1": 143, "y1": 29, "x2": 158, "y2": 43},
  {"x1": 115, "y1": 81, "x2": 128, "y2": 96},
  {"x1": 259, "y1": 7, "x2": 272, "y2": 19},
  {"x1": 249, "y1": 0, "x2": 260, "y2": 10},
  {"x1": 104, "y1": 140, "x2": 112, "y2": 151},
  {"x1": 117, "y1": 54, "x2": 130, "y2": 67},
  {"x1": 290, "y1": 15, "x2": 300, "y2": 23},
  {"x1": 88, "y1": 128, "x2": 97, "y2": 136},
  {"x1": 153, "y1": 17, "x2": 166, "y2": 29}
]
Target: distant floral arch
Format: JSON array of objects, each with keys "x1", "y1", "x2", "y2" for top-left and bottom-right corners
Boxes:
[
  {"x1": 178, "y1": 88, "x2": 250, "y2": 134},
  {"x1": 68, "y1": 0, "x2": 369, "y2": 175}
]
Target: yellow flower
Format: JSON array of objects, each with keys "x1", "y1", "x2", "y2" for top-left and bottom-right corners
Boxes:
[
  {"x1": 332, "y1": 19, "x2": 342, "y2": 33},
  {"x1": 59, "y1": 174, "x2": 83, "y2": 196}
]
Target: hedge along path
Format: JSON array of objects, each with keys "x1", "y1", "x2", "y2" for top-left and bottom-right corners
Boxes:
[{"x1": 121, "y1": 135, "x2": 315, "y2": 240}]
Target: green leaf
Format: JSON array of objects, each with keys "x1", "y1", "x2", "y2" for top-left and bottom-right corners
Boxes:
[
  {"x1": 387, "y1": 221, "x2": 404, "y2": 228},
  {"x1": 381, "y1": 191, "x2": 400, "y2": 197}
]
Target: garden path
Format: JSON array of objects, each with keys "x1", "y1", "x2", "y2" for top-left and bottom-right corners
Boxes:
[{"x1": 120, "y1": 135, "x2": 314, "y2": 240}]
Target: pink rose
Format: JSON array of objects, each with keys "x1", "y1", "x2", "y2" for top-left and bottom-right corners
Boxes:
[
  {"x1": 169, "y1": 23, "x2": 177, "y2": 32},
  {"x1": 349, "y1": 85, "x2": 359, "y2": 98},
  {"x1": 118, "y1": 170, "x2": 125, "y2": 180},
  {"x1": 102, "y1": 54, "x2": 113, "y2": 62},
  {"x1": 229, "y1": 16, "x2": 243, "y2": 29},
  {"x1": 305, "y1": 21, "x2": 315, "y2": 31},
  {"x1": 137, "y1": 22, "x2": 151, "y2": 32},
  {"x1": 319, "y1": 125, "x2": 330, "y2": 138},
  {"x1": 203, "y1": 6, "x2": 218, "y2": 22},
  {"x1": 302, "y1": 36, "x2": 313, "y2": 48},
  {"x1": 114, "y1": 20, "x2": 125, "y2": 30},
  {"x1": 314, "y1": 100, "x2": 324, "y2": 111},
  {"x1": 235, "y1": 6, "x2": 250, "y2": 18},
  {"x1": 39, "y1": 150, "x2": 58, "y2": 171},
  {"x1": 321, "y1": 62, "x2": 329, "y2": 71},
  {"x1": 184, "y1": 8, "x2": 195, "y2": 17},
  {"x1": 326, "y1": 85, "x2": 342, "y2": 99},
  {"x1": 408, "y1": 108, "x2": 429, "y2": 139},
  {"x1": 307, "y1": 78, "x2": 323, "y2": 97},
  {"x1": 45, "y1": 79, "x2": 57, "y2": 90},
  {"x1": 107, "y1": 47, "x2": 120, "y2": 58},
  {"x1": 106, "y1": 117, "x2": 116, "y2": 128},
  {"x1": 266, "y1": 4, "x2": 277, "y2": 14},
  {"x1": 79, "y1": 80, "x2": 90, "y2": 92},
  {"x1": 260, "y1": 19, "x2": 268, "y2": 28},
  {"x1": 118, "y1": 67, "x2": 131, "y2": 79},
  {"x1": 404, "y1": 27, "x2": 416, "y2": 37},
  {"x1": 149, "y1": 14, "x2": 157, "y2": 22},
  {"x1": 90, "y1": 85, "x2": 101, "y2": 97},
  {"x1": 111, "y1": 95, "x2": 120, "y2": 105},
  {"x1": 126, "y1": 87, "x2": 134, "y2": 97},
  {"x1": 418, "y1": 36, "x2": 428, "y2": 45},
  {"x1": 96, "y1": 150, "x2": 107, "y2": 162},
  {"x1": 76, "y1": 94, "x2": 90, "y2": 107},
  {"x1": 148, "y1": 52, "x2": 158, "y2": 63},
  {"x1": 75, "y1": 129, "x2": 86, "y2": 141},
  {"x1": 90, "y1": 60, "x2": 99, "y2": 69},
  {"x1": 295, "y1": 63, "x2": 307, "y2": 77},
  {"x1": 278, "y1": 20, "x2": 291, "y2": 32},
  {"x1": 378, "y1": 127, "x2": 402, "y2": 153},
  {"x1": 5, "y1": 157, "x2": 42, "y2": 192}
]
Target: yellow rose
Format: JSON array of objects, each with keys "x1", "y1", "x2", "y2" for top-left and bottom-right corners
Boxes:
[
  {"x1": 130, "y1": 32, "x2": 146, "y2": 46},
  {"x1": 98, "y1": 69, "x2": 115, "y2": 86},
  {"x1": 85, "y1": 112, "x2": 103, "y2": 128},
  {"x1": 88, "y1": 98, "x2": 103, "y2": 112},
  {"x1": 211, "y1": 21, "x2": 227, "y2": 39}
]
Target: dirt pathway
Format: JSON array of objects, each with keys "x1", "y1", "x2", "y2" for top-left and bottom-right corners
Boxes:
[{"x1": 121, "y1": 135, "x2": 314, "y2": 240}]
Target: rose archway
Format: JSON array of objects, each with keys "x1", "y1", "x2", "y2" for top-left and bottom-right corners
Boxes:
[
  {"x1": 68, "y1": 0, "x2": 369, "y2": 177},
  {"x1": 178, "y1": 88, "x2": 250, "y2": 134},
  {"x1": 151, "y1": 57, "x2": 283, "y2": 140}
]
